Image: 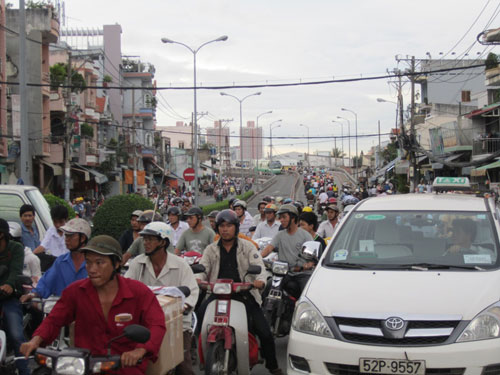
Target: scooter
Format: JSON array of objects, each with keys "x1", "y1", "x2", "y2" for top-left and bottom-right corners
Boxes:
[
  {"x1": 194, "y1": 264, "x2": 262, "y2": 375},
  {"x1": 32, "y1": 324, "x2": 150, "y2": 375}
]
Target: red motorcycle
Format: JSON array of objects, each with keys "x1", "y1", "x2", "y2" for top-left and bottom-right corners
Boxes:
[{"x1": 195, "y1": 264, "x2": 262, "y2": 375}]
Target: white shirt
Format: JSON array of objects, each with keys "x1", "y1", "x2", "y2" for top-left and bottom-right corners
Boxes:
[
  {"x1": 239, "y1": 214, "x2": 255, "y2": 237},
  {"x1": 253, "y1": 220, "x2": 281, "y2": 240},
  {"x1": 318, "y1": 220, "x2": 337, "y2": 239},
  {"x1": 40, "y1": 226, "x2": 68, "y2": 257},
  {"x1": 23, "y1": 247, "x2": 41, "y2": 279},
  {"x1": 318, "y1": 192, "x2": 329, "y2": 203},
  {"x1": 253, "y1": 213, "x2": 266, "y2": 227},
  {"x1": 171, "y1": 221, "x2": 189, "y2": 246}
]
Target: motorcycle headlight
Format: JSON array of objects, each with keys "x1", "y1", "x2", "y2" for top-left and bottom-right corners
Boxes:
[
  {"x1": 56, "y1": 356, "x2": 86, "y2": 375},
  {"x1": 272, "y1": 261, "x2": 289, "y2": 275},
  {"x1": 457, "y1": 303, "x2": 500, "y2": 342},
  {"x1": 292, "y1": 298, "x2": 333, "y2": 338},
  {"x1": 184, "y1": 256, "x2": 196, "y2": 265},
  {"x1": 213, "y1": 282, "x2": 232, "y2": 295}
]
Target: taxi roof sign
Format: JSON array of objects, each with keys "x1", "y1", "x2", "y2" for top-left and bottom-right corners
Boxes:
[{"x1": 432, "y1": 177, "x2": 471, "y2": 192}]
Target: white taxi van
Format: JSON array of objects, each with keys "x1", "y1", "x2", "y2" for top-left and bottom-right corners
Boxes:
[{"x1": 288, "y1": 177, "x2": 500, "y2": 375}]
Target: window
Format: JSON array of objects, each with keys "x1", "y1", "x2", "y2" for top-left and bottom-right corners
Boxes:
[
  {"x1": 179, "y1": 141, "x2": 185, "y2": 149},
  {"x1": 461, "y1": 90, "x2": 471, "y2": 102}
]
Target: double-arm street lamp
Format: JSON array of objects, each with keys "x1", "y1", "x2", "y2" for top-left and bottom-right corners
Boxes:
[
  {"x1": 337, "y1": 116, "x2": 351, "y2": 170},
  {"x1": 255, "y1": 110, "x2": 272, "y2": 187},
  {"x1": 341, "y1": 107, "x2": 358, "y2": 182},
  {"x1": 332, "y1": 120, "x2": 344, "y2": 167},
  {"x1": 161, "y1": 35, "x2": 228, "y2": 205},
  {"x1": 299, "y1": 124, "x2": 310, "y2": 167},
  {"x1": 220, "y1": 91, "x2": 261, "y2": 182},
  {"x1": 269, "y1": 120, "x2": 282, "y2": 163}
]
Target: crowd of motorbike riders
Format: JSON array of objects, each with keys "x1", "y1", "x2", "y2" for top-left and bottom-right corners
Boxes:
[{"x1": 0, "y1": 171, "x2": 370, "y2": 375}]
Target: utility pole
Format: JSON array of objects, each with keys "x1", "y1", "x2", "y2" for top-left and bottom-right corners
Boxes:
[
  {"x1": 132, "y1": 88, "x2": 137, "y2": 192},
  {"x1": 410, "y1": 55, "x2": 418, "y2": 192},
  {"x1": 63, "y1": 50, "x2": 72, "y2": 201},
  {"x1": 19, "y1": 0, "x2": 31, "y2": 184},
  {"x1": 378, "y1": 120, "x2": 381, "y2": 169},
  {"x1": 217, "y1": 119, "x2": 233, "y2": 186}
]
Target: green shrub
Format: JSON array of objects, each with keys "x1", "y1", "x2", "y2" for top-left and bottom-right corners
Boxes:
[
  {"x1": 201, "y1": 190, "x2": 254, "y2": 216},
  {"x1": 92, "y1": 194, "x2": 154, "y2": 240},
  {"x1": 44, "y1": 194, "x2": 76, "y2": 219}
]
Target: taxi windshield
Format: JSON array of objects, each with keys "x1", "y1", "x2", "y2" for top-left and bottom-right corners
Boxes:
[{"x1": 326, "y1": 211, "x2": 499, "y2": 270}]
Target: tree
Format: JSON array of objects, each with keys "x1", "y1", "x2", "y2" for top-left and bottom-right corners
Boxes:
[
  {"x1": 331, "y1": 148, "x2": 344, "y2": 158},
  {"x1": 44, "y1": 194, "x2": 76, "y2": 219},
  {"x1": 486, "y1": 52, "x2": 499, "y2": 70},
  {"x1": 49, "y1": 63, "x2": 87, "y2": 93},
  {"x1": 381, "y1": 140, "x2": 398, "y2": 164}
]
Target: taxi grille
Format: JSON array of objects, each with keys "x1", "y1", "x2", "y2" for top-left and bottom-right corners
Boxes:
[
  {"x1": 333, "y1": 317, "x2": 460, "y2": 346},
  {"x1": 325, "y1": 363, "x2": 465, "y2": 375}
]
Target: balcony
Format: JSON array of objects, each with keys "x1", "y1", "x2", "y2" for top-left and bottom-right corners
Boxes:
[
  {"x1": 473, "y1": 138, "x2": 500, "y2": 156},
  {"x1": 440, "y1": 127, "x2": 473, "y2": 152},
  {"x1": 42, "y1": 72, "x2": 51, "y2": 97},
  {"x1": 485, "y1": 67, "x2": 500, "y2": 86}
]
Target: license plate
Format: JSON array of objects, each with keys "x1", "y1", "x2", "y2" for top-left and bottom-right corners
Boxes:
[
  {"x1": 360, "y1": 358, "x2": 426, "y2": 375},
  {"x1": 269, "y1": 290, "x2": 282, "y2": 299}
]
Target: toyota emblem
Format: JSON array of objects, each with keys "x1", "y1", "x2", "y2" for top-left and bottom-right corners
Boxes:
[{"x1": 385, "y1": 317, "x2": 405, "y2": 331}]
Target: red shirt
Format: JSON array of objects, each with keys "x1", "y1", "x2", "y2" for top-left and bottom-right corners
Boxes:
[{"x1": 33, "y1": 275, "x2": 166, "y2": 375}]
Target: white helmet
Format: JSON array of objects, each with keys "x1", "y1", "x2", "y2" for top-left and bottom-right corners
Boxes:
[
  {"x1": 140, "y1": 222, "x2": 174, "y2": 246},
  {"x1": 8, "y1": 222, "x2": 21, "y2": 238}
]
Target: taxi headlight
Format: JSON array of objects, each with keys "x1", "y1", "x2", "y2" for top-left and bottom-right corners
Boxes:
[
  {"x1": 272, "y1": 261, "x2": 289, "y2": 276},
  {"x1": 55, "y1": 356, "x2": 86, "y2": 375},
  {"x1": 292, "y1": 298, "x2": 333, "y2": 338},
  {"x1": 457, "y1": 303, "x2": 500, "y2": 342},
  {"x1": 213, "y1": 282, "x2": 232, "y2": 295}
]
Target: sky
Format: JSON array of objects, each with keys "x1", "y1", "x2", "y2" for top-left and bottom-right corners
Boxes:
[{"x1": 20, "y1": 0, "x2": 500, "y2": 158}]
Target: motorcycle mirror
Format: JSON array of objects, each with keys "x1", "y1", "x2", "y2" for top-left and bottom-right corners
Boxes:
[
  {"x1": 191, "y1": 264, "x2": 206, "y2": 274},
  {"x1": 247, "y1": 265, "x2": 262, "y2": 275},
  {"x1": 177, "y1": 286, "x2": 191, "y2": 298},
  {"x1": 123, "y1": 324, "x2": 151, "y2": 344}
]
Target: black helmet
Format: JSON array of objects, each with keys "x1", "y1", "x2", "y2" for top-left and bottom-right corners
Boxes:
[
  {"x1": 293, "y1": 201, "x2": 303, "y2": 215},
  {"x1": 172, "y1": 197, "x2": 183, "y2": 205},
  {"x1": 228, "y1": 198, "x2": 237, "y2": 207},
  {"x1": 262, "y1": 195, "x2": 272, "y2": 203},
  {"x1": 277, "y1": 204, "x2": 299, "y2": 217},
  {"x1": 167, "y1": 206, "x2": 181, "y2": 216},
  {"x1": 257, "y1": 201, "x2": 267, "y2": 209},
  {"x1": 207, "y1": 210, "x2": 220, "y2": 218},
  {"x1": 215, "y1": 209, "x2": 240, "y2": 235},
  {"x1": 185, "y1": 206, "x2": 203, "y2": 218}
]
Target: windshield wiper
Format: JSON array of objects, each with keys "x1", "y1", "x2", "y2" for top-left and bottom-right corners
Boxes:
[
  {"x1": 397, "y1": 263, "x2": 485, "y2": 271},
  {"x1": 324, "y1": 262, "x2": 375, "y2": 269}
]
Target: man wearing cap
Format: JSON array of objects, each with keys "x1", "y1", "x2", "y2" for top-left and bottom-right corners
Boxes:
[
  {"x1": 21, "y1": 235, "x2": 166, "y2": 375},
  {"x1": 21, "y1": 218, "x2": 91, "y2": 301},
  {"x1": 119, "y1": 210, "x2": 143, "y2": 253},
  {"x1": 253, "y1": 204, "x2": 280, "y2": 240},
  {"x1": 126, "y1": 222, "x2": 198, "y2": 375},
  {"x1": 0, "y1": 218, "x2": 29, "y2": 375},
  {"x1": 175, "y1": 207, "x2": 215, "y2": 255},
  {"x1": 317, "y1": 204, "x2": 340, "y2": 239}
]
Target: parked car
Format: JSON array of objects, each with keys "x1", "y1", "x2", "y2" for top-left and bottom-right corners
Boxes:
[
  {"x1": 0, "y1": 185, "x2": 53, "y2": 238},
  {"x1": 288, "y1": 177, "x2": 500, "y2": 375}
]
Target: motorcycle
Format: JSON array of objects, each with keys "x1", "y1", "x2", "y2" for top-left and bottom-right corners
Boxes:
[
  {"x1": 181, "y1": 250, "x2": 203, "y2": 268},
  {"x1": 317, "y1": 201, "x2": 328, "y2": 216},
  {"x1": 193, "y1": 264, "x2": 262, "y2": 375},
  {"x1": 32, "y1": 324, "x2": 150, "y2": 375}
]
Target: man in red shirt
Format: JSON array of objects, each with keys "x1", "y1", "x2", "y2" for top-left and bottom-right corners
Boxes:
[{"x1": 20, "y1": 235, "x2": 166, "y2": 374}]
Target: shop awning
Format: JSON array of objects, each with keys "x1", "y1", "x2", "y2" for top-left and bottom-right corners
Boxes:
[
  {"x1": 465, "y1": 103, "x2": 500, "y2": 119},
  {"x1": 149, "y1": 160, "x2": 165, "y2": 174},
  {"x1": 74, "y1": 163, "x2": 108, "y2": 184},
  {"x1": 474, "y1": 160, "x2": 500, "y2": 171},
  {"x1": 41, "y1": 160, "x2": 62, "y2": 176}
]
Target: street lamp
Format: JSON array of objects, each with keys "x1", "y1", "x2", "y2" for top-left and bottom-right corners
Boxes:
[
  {"x1": 300, "y1": 124, "x2": 310, "y2": 167},
  {"x1": 220, "y1": 91, "x2": 261, "y2": 182},
  {"x1": 332, "y1": 120, "x2": 344, "y2": 167},
  {"x1": 341, "y1": 108, "x2": 358, "y2": 182},
  {"x1": 376, "y1": 97, "x2": 397, "y2": 104},
  {"x1": 269, "y1": 120, "x2": 282, "y2": 163},
  {"x1": 255, "y1": 110, "x2": 272, "y2": 188},
  {"x1": 337, "y1": 116, "x2": 351, "y2": 170},
  {"x1": 161, "y1": 35, "x2": 228, "y2": 206}
]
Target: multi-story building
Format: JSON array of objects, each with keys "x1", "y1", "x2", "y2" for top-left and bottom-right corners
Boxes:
[
  {"x1": 240, "y1": 121, "x2": 263, "y2": 162},
  {"x1": 4, "y1": 5, "x2": 60, "y2": 188}
]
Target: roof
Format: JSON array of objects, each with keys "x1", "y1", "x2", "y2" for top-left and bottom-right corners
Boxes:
[
  {"x1": 465, "y1": 103, "x2": 500, "y2": 119},
  {"x1": 95, "y1": 97, "x2": 105, "y2": 114},
  {"x1": 356, "y1": 194, "x2": 487, "y2": 212}
]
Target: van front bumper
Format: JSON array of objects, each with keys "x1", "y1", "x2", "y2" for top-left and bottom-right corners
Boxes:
[{"x1": 287, "y1": 328, "x2": 500, "y2": 375}]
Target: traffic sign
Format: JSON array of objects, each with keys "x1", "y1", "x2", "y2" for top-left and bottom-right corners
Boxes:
[{"x1": 183, "y1": 167, "x2": 195, "y2": 182}]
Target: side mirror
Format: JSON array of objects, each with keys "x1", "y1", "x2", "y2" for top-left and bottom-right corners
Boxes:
[
  {"x1": 177, "y1": 286, "x2": 191, "y2": 298},
  {"x1": 123, "y1": 324, "x2": 150, "y2": 344},
  {"x1": 247, "y1": 265, "x2": 261, "y2": 275},
  {"x1": 191, "y1": 264, "x2": 206, "y2": 274}
]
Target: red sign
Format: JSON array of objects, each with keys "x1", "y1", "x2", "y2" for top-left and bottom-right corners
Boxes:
[{"x1": 183, "y1": 167, "x2": 195, "y2": 182}]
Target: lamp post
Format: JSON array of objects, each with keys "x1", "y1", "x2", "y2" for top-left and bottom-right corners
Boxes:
[
  {"x1": 220, "y1": 91, "x2": 261, "y2": 183},
  {"x1": 337, "y1": 116, "x2": 351, "y2": 171},
  {"x1": 341, "y1": 108, "x2": 358, "y2": 182},
  {"x1": 255, "y1": 110, "x2": 272, "y2": 188},
  {"x1": 161, "y1": 35, "x2": 228, "y2": 206},
  {"x1": 300, "y1": 124, "x2": 310, "y2": 167},
  {"x1": 269, "y1": 120, "x2": 282, "y2": 163},
  {"x1": 332, "y1": 120, "x2": 344, "y2": 167},
  {"x1": 376, "y1": 98, "x2": 399, "y2": 169}
]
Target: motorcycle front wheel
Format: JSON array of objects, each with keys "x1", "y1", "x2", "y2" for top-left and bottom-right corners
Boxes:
[{"x1": 205, "y1": 340, "x2": 228, "y2": 375}]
